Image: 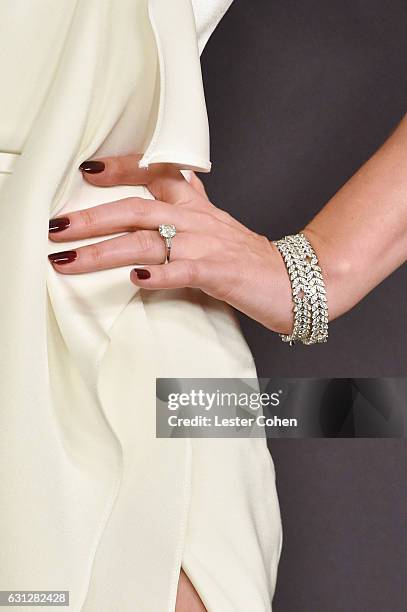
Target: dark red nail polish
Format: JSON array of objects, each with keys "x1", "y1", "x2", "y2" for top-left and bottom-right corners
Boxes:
[
  {"x1": 48, "y1": 250, "x2": 77, "y2": 265},
  {"x1": 134, "y1": 268, "x2": 151, "y2": 280},
  {"x1": 79, "y1": 160, "x2": 105, "y2": 174},
  {"x1": 49, "y1": 216, "x2": 70, "y2": 233}
]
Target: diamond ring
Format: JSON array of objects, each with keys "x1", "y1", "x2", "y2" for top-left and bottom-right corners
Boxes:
[{"x1": 158, "y1": 224, "x2": 177, "y2": 264}]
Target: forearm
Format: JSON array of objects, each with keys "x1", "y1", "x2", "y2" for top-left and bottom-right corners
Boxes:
[{"x1": 302, "y1": 113, "x2": 407, "y2": 322}]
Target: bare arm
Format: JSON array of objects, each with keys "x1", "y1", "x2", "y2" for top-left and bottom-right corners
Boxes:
[{"x1": 303, "y1": 113, "x2": 407, "y2": 324}]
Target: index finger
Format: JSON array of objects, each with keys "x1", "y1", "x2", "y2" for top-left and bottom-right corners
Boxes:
[{"x1": 80, "y1": 154, "x2": 198, "y2": 204}]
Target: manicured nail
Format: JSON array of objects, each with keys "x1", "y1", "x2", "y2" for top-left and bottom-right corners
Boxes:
[
  {"x1": 49, "y1": 216, "x2": 70, "y2": 233},
  {"x1": 79, "y1": 160, "x2": 105, "y2": 174},
  {"x1": 48, "y1": 250, "x2": 77, "y2": 265},
  {"x1": 133, "y1": 268, "x2": 151, "y2": 280}
]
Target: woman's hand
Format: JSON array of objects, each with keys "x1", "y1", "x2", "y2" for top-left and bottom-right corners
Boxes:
[
  {"x1": 48, "y1": 154, "x2": 293, "y2": 334},
  {"x1": 49, "y1": 112, "x2": 407, "y2": 340}
]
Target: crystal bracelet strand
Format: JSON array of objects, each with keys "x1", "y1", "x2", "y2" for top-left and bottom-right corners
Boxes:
[
  {"x1": 273, "y1": 237, "x2": 312, "y2": 344},
  {"x1": 286, "y1": 234, "x2": 326, "y2": 344},
  {"x1": 284, "y1": 235, "x2": 313, "y2": 340},
  {"x1": 296, "y1": 234, "x2": 329, "y2": 344},
  {"x1": 273, "y1": 233, "x2": 329, "y2": 345}
]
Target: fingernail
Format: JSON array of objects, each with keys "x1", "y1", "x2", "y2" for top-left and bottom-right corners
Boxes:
[
  {"x1": 79, "y1": 160, "x2": 105, "y2": 174},
  {"x1": 133, "y1": 268, "x2": 151, "y2": 280},
  {"x1": 49, "y1": 216, "x2": 70, "y2": 233},
  {"x1": 48, "y1": 250, "x2": 77, "y2": 265}
]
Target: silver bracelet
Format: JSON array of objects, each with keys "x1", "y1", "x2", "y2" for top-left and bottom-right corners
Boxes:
[{"x1": 273, "y1": 233, "x2": 329, "y2": 345}]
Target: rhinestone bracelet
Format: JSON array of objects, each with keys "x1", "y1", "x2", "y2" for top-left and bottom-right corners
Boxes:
[{"x1": 273, "y1": 233, "x2": 329, "y2": 345}]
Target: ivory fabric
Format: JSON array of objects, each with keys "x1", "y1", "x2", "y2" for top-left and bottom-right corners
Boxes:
[
  {"x1": 192, "y1": 0, "x2": 234, "y2": 53},
  {"x1": 0, "y1": 2, "x2": 282, "y2": 611}
]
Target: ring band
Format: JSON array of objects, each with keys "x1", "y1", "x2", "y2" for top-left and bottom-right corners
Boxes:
[{"x1": 158, "y1": 224, "x2": 177, "y2": 264}]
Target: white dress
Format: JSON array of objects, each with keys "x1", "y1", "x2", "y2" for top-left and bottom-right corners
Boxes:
[{"x1": 0, "y1": 1, "x2": 282, "y2": 610}]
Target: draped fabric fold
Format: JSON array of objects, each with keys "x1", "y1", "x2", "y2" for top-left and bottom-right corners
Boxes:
[
  {"x1": 192, "y1": 0, "x2": 234, "y2": 53},
  {"x1": 139, "y1": 0, "x2": 212, "y2": 171},
  {"x1": 0, "y1": 2, "x2": 282, "y2": 610}
]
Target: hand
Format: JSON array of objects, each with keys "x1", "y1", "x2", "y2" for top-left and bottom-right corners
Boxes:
[{"x1": 48, "y1": 155, "x2": 293, "y2": 334}]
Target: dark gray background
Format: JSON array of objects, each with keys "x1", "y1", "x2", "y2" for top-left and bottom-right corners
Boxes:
[
  {"x1": 201, "y1": 1, "x2": 407, "y2": 610},
  {"x1": 201, "y1": 0, "x2": 407, "y2": 378}
]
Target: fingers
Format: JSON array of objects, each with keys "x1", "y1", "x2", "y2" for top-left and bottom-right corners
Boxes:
[
  {"x1": 80, "y1": 154, "x2": 150, "y2": 187},
  {"x1": 48, "y1": 231, "x2": 220, "y2": 274},
  {"x1": 49, "y1": 197, "x2": 207, "y2": 242},
  {"x1": 80, "y1": 154, "x2": 198, "y2": 204},
  {"x1": 48, "y1": 231, "x2": 164, "y2": 273},
  {"x1": 130, "y1": 259, "x2": 213, "y2": 291},
  {"x1": 129, "y1": 256, "x2": 238, "y2": 299}
]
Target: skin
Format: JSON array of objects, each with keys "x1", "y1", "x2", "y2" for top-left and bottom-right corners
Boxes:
[
  {"x1": 48, "y1": 114, "x2": 407, "y2": 608},
  {"x1": 49, "y1": 158, "x2": 294, "y2": 334},
  {"x1": 49, "y1": 113, "x2": 407, "y2": 337},
  {"x1": 175, "y1": 569, "x2": 206, "y2": 612}
]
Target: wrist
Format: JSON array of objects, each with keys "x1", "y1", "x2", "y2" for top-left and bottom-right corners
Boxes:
[
  {"x1": 301, "y1": 226, "x2": 352, "y2": 321},
  {"x1": 270, "y1": 233, "x2": 329, "y2": 344},
  {"x1": 261, "y1": 239, "x2": 294, "y2": 335}
]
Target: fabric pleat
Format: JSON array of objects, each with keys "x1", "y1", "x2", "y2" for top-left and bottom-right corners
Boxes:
[{"x1": 0, "y1": 2, "x2": 282, "y2": 610}]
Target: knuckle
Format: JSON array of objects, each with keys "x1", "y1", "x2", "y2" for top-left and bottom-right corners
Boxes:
[
  {"x1": 120, "y1": 197, "x2": 150, "y2": 226},
  {"x1": 184, "y1": 259, "x2": 198, "y2": 285},
  {"x1": 160, "y1": 265, "x2": 171, "y2": 285},
  {"x1": 88, "y1": 243, "x2": 104, "y2": 268},
  {"x1": 133, "y1": 230, "x2": 155, "y2": 253},
  {"x1": 79, "y1": 208, "x2": 98, "y2": 229},
  {"x1": 129, "y1": 197, "x2": 149, "y2": 217},
  {"x1": 106, "y1": 156, "x2": 125, "y2": 182}
]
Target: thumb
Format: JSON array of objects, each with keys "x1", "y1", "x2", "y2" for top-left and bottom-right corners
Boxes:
[{"x1": 184, "y1": 171, "x2": 208, "y2": 197}]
